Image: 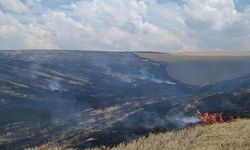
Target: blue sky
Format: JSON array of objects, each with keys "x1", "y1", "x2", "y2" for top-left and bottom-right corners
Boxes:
[{"x1": 0, "y1": 0, "x2": 249, "y2": 51}]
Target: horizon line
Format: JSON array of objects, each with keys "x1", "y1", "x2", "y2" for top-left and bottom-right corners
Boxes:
[{"x1": 1, "y1": 49, "x2": 250, "y2": 56}]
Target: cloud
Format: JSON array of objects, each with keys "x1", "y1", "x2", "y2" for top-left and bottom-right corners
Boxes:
[
  {"x1": 26, "y1": 0, "x2": 42, "y2": 7},
  {"x1": 0, "y1": 0, "x2": 249, "y2": 51},
  {"x1": 183, "y1": 0, "x2": 250, "y2": 50},
  {"x1": 184, "y1": 0, "x2": 236, "y2": 30},
  {"x1": 0, "y1": 0, "x2": 29, "y2": 13},
  {"x1": 66, "y1": 0, "x2": 191, "y2": 51},
  {"x1": 0, "y1": 11, "x2": 56, "y2": 49},
  {"x1": 41, "y1": 11, "x2": 94, "y2": 50}
]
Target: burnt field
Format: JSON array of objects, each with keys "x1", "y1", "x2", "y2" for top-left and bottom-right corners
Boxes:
[{"x1": 0, "y1": 50, "x2": 250, "y2": 150}]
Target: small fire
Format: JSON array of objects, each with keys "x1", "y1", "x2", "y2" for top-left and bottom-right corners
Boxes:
[{"x1": 196, "y1": 110, "x2": 224, "y2": 126}]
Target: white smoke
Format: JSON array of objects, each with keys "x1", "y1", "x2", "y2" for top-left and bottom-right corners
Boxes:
[
  {"x1": 48, "y1": 80, "x2": 65, "y2": 92},
  {"x1": 107, "y1": 72, "x2": 176, "y2": 85},
  {"x1": 179, "y1": 116, "x2": 200, "y2": 124}
]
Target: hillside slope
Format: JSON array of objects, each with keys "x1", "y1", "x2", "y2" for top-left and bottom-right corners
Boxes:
[
  {"x1": 136, "y1": 52, "x2": 250, "y2": 86},
  {"x1": 1, "y1": 50, "x2": 250, "y2": 149},
  {"x1": 113, "y1": 119, "x2": 250, "y2": 150}
]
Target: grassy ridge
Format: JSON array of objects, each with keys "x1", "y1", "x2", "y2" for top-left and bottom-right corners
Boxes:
[{"x1": 113, "y1": 119, "x2": 250, "y2": 150}]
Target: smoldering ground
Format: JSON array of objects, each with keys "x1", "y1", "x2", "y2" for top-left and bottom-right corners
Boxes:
[{"x1": 0, "y1": 50, "x2": 249, "y2": 150}]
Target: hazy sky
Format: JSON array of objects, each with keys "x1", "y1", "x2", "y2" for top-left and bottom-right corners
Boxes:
[{"x1": 0, "y1": 0, "x2": 250, "y2": 51}]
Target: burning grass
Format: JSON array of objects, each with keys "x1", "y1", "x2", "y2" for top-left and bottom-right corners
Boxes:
[{"x1": 196, "y1": 110, "x2": 224, "y2": 126}]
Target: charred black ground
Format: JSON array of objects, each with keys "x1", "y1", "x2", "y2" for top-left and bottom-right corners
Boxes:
[{"x1": 0, "y1": 50, "x2": 249, "y2": 150}]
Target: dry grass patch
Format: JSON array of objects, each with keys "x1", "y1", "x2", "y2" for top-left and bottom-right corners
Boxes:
[{"x1": 113, "y1": 119, "x2": 250, "y2": 150}]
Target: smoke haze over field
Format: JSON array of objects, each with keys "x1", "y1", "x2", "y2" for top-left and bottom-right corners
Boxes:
[
  {"x1": 0, "y1": 50, "x2": 250, "y2": 149},
  {"x1": 0, "y1": 0, "x2": 250, "y2": 51}
]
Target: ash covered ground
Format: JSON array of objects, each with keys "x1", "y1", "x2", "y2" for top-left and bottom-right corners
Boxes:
[{"x1": 0, "y1": 50, "x2": 249, "y2": 150}]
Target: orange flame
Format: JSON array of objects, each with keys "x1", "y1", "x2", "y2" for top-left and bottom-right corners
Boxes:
[{"x1": 196, "y1": 110, "x2": 224, "y2": 126}]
